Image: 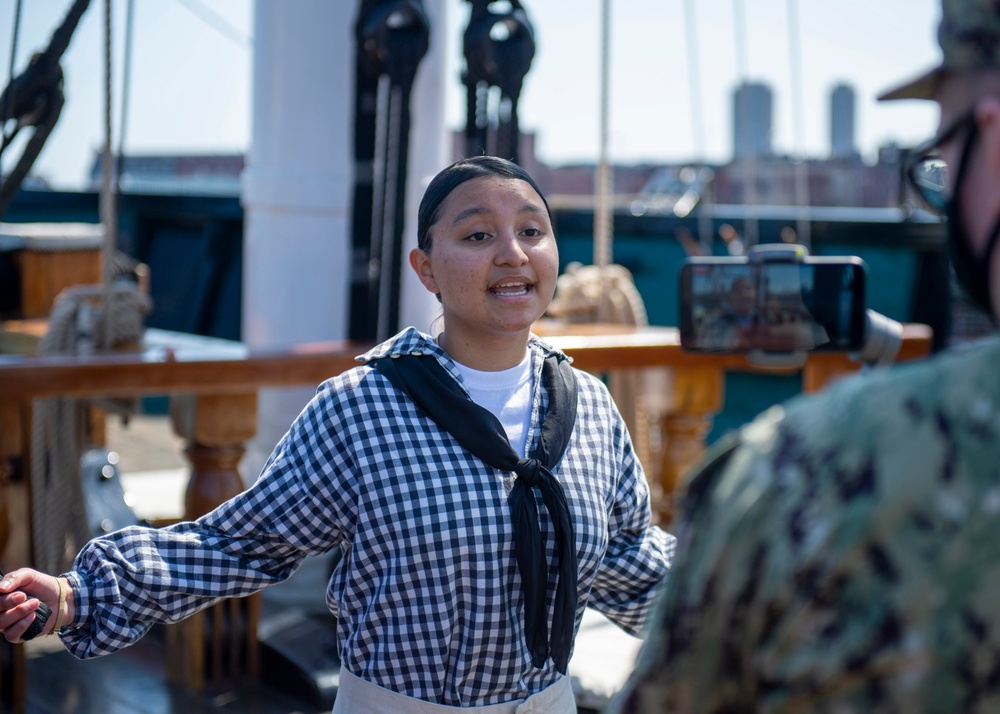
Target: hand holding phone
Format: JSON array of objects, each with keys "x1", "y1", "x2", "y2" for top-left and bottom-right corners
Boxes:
[{"x1": 0, "y1": 569, "x2": 52, "y2": 640}]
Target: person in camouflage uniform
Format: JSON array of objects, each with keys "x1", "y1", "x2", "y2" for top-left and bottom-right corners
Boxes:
[{"x1": 607, "y1": 0, "x2": 1000, "y2": 711}]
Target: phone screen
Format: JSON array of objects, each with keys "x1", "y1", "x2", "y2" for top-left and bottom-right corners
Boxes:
[{"x1": 678, "y1": 256, "x2": 867, "y2": 353}]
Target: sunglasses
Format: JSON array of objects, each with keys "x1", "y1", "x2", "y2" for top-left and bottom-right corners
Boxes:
[{"x1": 904, "y1": 107, "x2": 975, "y2": 215}]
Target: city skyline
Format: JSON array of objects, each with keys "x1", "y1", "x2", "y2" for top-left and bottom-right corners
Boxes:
[
  {"x1": 0, "y1": 1, "x2": 941, "y2": 190},
  {"x1": 732, "y1": 82, "x2": 775, "y2": 159},
  {"x1": 830, "y1": 84, "x2": 858, "y2": 159},
  {"x1": 728, "y1": 80, "x2": 865, "y2": 162}
]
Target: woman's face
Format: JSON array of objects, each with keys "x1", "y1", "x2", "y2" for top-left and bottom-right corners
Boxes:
[{"x1": 410, "y1": 175, "x2": 558, "y2": 351}]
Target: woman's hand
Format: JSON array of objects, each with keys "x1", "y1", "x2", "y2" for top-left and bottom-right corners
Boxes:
[{"x1": 0, "y1": 569, "x2": 68, "y2": 642}]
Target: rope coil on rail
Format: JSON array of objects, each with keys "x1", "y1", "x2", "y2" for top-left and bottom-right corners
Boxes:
[
  {"x1": 545, "y1": 262, "x2": 667, "y2": 514},
  {"x1": 30, "y1": 281, "x2": 151, "y2": 574}
]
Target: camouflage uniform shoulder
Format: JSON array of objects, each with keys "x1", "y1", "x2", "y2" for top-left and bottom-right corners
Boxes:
[{"x1": 647, "y1": 336, "x2": 1000, "y2": 712}]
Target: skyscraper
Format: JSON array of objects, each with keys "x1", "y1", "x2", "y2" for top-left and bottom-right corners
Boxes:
[
  {"x1": 732, "y1": 82, "x2": 773, "y2": 159},
  {"x1": 830, "y1": 83, "x2": 857, "y2": 159}
]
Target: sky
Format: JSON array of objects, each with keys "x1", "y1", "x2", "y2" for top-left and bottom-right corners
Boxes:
[{"x1": 0, "y1": 0, "x2": 942, "y2": 191}]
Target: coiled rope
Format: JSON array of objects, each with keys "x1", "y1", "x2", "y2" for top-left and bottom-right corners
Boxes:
[{"x1": 30, "y1": 283, "x2": 150, "y2": 573}]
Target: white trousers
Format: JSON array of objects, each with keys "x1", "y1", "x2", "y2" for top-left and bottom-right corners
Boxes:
[{"x1": 332, "y1": 668, "x2": 576, "y2": 713}]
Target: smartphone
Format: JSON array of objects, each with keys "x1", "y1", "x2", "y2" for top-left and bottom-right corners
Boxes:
[{"x1": 678, "y1": 254, "x2": 868, "y2": 353}]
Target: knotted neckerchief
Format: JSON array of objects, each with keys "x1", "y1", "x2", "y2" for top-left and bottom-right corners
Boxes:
[{"x1": 372, "y1": 350, "x2": 579, "y2": 673}]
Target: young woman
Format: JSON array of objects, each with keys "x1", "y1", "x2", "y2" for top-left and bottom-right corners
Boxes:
[{"x1": 0, "y1": 156, "x2": 674, "y2": 712}]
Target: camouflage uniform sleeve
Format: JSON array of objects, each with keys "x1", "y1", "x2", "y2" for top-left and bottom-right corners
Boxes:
[
  {"x1": 611, "y1": 402, "x2": 881, "y2": 713},
  {"x1": 606, "y1": 419, "x2": 781, "y2": 713},
  {"x1": 610, "y1": 342, "x2": 1000, "y2": 713}
]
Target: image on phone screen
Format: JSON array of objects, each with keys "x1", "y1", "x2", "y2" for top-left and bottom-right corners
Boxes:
[{"x1": 678, "y1": 257, "x2": 867, "y2": 353}]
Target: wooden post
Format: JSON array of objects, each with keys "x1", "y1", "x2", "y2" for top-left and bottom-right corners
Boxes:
[
  {"x1": 0, "y1": 401, "x2": 17, "y2": 552},
  {"x1": 166, "y1": 391, "x2": 260, "y2": 692},
  {"x1": 656, "y1": 365, "x2": 725, "y2": 527},
  {"x1": 802, "y1": 353, "x2": 858, "y2": 394},
  {"x1": 0, "y1": 401, "x2": 22, "y2": 714}
]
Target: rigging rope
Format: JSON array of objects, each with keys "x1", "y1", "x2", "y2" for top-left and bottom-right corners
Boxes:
[
  {"x1": 0, "y1": 0, "x2": 92, "y2": 219},
  {"x1": 1, "y1": 0, "x2": 23, "y2": 154},
  {"x1": 732, "y1": 0, "x2": 759, "y2": 249},
  {"x1": 115, "y1": 0, "x2": 134, "y2": 196},
  {"x1": 101, "y1": 0, "x2": 117, "y2": 301},
  {"x1": 350, "y1": 0, "x2": 430, "y2": 342},
  {"x1": 682, "y1": 0, "x2": 705, "y2": 163},
  {"x1": 681, "y1": 0, "x2": 714, "y2": 253},
  {"x1": 594, "y1": 0, "x2": 613, "y2": 321},
  {"x1": 785, "y1": 0, "x2": 811, "y2": 247},
  {"x1": 174, "y1": 0, "x2": 250, "y2": 49}
]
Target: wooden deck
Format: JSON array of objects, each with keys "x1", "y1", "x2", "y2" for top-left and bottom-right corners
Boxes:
[
  {"x1": 18, "y1": 616, "x2": 610, "y2": 713},
  {"x1": 21, "y1": 630, "x2": 331, "y2": 714}
]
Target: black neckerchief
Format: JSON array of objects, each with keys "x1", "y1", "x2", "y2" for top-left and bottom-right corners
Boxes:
[{"x1": 372, "y1": 349, "x2": 578, "y2": 673}]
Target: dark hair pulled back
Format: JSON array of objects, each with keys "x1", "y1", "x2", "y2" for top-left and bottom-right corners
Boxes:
[{"x1": 416, "y1": 156, "x2": 550, "y2": 253}]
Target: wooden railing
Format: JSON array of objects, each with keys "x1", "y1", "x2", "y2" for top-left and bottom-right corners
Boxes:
[
  {"x1": 0, "y1": 322, "x2": 936, "y2": 530},
  {"x1": 0, "y1": 322, "x2": 934, "y2": 699}
]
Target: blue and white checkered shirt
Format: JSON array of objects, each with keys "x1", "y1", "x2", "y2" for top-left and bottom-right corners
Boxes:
[{"x1": 62, "y1": 328, "x2": 674, "y2": 706}]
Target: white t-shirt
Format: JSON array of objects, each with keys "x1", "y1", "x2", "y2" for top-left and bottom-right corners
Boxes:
[{"x1": 453, "y1": 352, "x2": 534, "y2": 458}]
